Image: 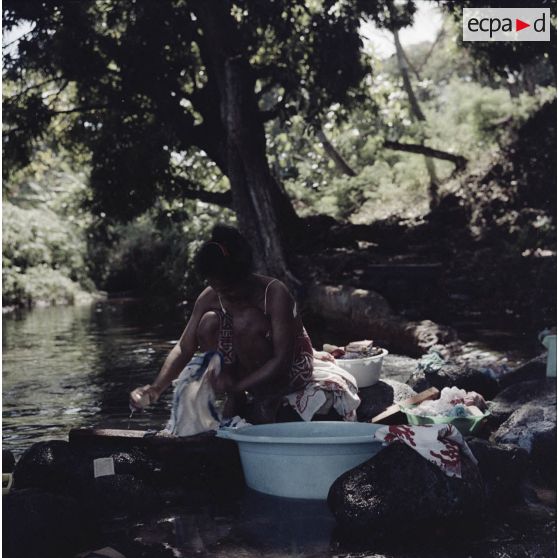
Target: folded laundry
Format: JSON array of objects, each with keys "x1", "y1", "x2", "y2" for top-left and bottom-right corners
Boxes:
[
  {"x1": 373, "y1": 423, "x2": 478, "y2": 478},
  {"x1": 406, "y1": 386, "x2": 487, "y2": 417},
  {"x1": 284, "y1": 358, "x2": 361, "y2": 422}
]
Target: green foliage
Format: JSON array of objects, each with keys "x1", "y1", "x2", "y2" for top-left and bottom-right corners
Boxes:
[
  {"x1": 2, "y1": 202, "x2": 94, "y2": 307},
  {"x1": 95, "y1": 200, "x2": 234, "y2": 302},
  {"x1": 3, "y1": 0, "x2": 385, "y2": 222},
  {"x1": 425, "y1": 79, "x2": 556, "y2": 154},
  {"x1": 270, "y1": 13, "x2": 556, "y2": 224}
]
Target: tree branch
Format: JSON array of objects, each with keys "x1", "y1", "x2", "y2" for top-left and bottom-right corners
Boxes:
[
  {"x1": 44, "y1": 79, "x2": 70, "y2": 100},
  {"x1": 172, "y1": 176, "x2": 232, "y2": 208},
  {"x1": 2, "y1": 27, "x2": 36, "y2": 50},
  {"x1": 383, "y1": 140, "x2": 467, "y2": 170},
  {"x1": 6, "y1": 77, "x2": 63, "y2": 102},
  {"x1": 316, "y1": 128, "x2": 357, "y2": 176},
  {"x1": 416, "y1": 26, "x2": 446, "y2": 75},
  {"x1": 48, "y1": 104, "x2": 109, "y2": 115}
]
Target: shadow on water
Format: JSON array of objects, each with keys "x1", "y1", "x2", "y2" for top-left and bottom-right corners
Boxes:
[{"x1": 114, "y1": 489, "x2": 339, "y2": 557}]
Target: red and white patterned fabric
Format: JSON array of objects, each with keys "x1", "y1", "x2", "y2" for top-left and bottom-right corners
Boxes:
[
  {"x1": 284, "y1": 359, "x2": 360, "y2": 421},
  {"x1": 373, "y1": 424, "x2": 478, "y2": 478}
]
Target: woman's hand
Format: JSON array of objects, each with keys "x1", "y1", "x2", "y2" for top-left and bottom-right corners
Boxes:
[
  {"x1": 210, "y1": 370, "x2": 236, "y2": 394},
  {"x1": 129, "y1": 385, "x2": 160, "y2": 410}
]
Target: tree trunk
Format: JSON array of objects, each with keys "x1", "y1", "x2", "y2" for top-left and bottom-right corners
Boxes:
[
  {"x1": 192, "y1": 2, "x2": 300, "y2": 285},
  {"x1": 316, "y1": 128, "x2": 357, "y2": 177},
  {"x1": 393, "y1": 28, "x2": 440, "y2": 209}
]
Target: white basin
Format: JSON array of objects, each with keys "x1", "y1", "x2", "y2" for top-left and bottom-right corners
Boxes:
[
  {"x1": 335, "y1": 348, "x2": 388, "y2": 388},
  {"x1": 217, "y1": 421, "x2": 382, "y2": 500}
]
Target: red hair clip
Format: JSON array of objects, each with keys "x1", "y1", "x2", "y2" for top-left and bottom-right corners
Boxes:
[{"x1": 205, "y1": 241, "x2": 229, "y2": 257}]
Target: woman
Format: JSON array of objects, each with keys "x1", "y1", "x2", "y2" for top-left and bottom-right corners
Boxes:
[{"x1": 130, "y1": 224, "x2": 315, "y2": 423}]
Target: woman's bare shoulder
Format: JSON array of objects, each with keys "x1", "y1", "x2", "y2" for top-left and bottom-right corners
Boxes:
[
  {"x1": 260, "y1": 276, "x2": 293, "y2": 305},
  {"x1": 194, "y1": 286, "x2": 219, "y2": 310},
  {"x1": 257, "y1": 274, "x2": 289, "y2": 291}
]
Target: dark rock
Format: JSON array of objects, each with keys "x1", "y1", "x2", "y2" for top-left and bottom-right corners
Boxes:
[
  {"x1": 498, "y1": 354, "x2": 547, "y2": 390},
  {"x1": 467, "y1": 438, "x2": 530, "y2": 506},
  {"x1": 94, "y1": 473, "x2": 161, "y2": 514},
  {"x1": 3, "y1": 488, "x2": 96, "y2": 558},
  {"x1": 12, "y1": 440, "x2": 169, "y2": 514},
  {"x1": 357, "y1": 379, "x2": 416, "y2": 422},
  {"x1": 403, "y1": 320, "x2": 458, "y2": 356},
  {"x1": 307, "y1": 283, "x2": 392, "y2": 327},
  {"x1": 69, "y1": 429, "x2": 244, "y2": 502},
  {"x1": 408, "y1": 356, "x2": 499, "y2": 400},
  {"x1": 3, "y1": 448, "x2": 15, "y2": 473},
  {"x1": 381, "y1": 353, "x2": 418, "y2": 384},
  {"x1": 328, "y1": 443, "x2": 486, "y2": 539},
  {"x1": 95, "y1": 540, "x2": 176, "y2": 558},
  {"x1": 488, "y1": 379, "x2": 556, "y2": 427},
  {"x1": 12, "y1": 440, "x2": 89, "y2": 495},
  {"x1": 306, "y1": 283, "x2": 456, "y2": 357},
  {"x1": 492, "y1": 402, "x2": 556, "y2": 487},
  {"x1": 110, "y1": 448, "x2": 160, "y2": 479}
]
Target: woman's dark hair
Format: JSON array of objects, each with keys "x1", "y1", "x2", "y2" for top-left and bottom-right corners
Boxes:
[{"x1": 194, "y1": 225, "x2": 253, "y2": 281}]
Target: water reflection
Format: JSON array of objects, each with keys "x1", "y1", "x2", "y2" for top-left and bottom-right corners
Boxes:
[
  {"x1": 129, "y1": 489, "x2": 338, "y2": 557},
  {"x1": 2, "y1": 300, "x2": 185, "y2": 456}
]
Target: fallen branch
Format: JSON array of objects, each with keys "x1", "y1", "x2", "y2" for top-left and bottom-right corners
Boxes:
[{"x1": 383, "y1": 140, "x2": 468, "y2": 171}]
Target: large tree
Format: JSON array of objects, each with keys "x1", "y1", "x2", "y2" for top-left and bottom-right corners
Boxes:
[{"x1": 3, "y1": 0, "x2": 380, "y2": 279}]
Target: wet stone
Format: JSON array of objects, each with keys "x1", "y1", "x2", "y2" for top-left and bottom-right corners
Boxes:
[
  {"x1": 488, "y1": 379, "x2": 556, "y2": 427},
  {"x1": 356, "y1": 379, "x2": 416, "y2": 422},
  {"x1": 381, "y1": 353, "x2": 418, "y2": 384},
  {"x1": 491, "y1": 384, "x2": 557, "y2": 487},
  {"x1": 328, "y1": 443, "x2": 486, "y2": 540},
  {"x1": 3, "y1": 488, "x2": 97, "y2": 558},
  {"x1": 94, "y1": 473, "x2": 162, "y2": 515},
  {"x1": 3, "y1": 448, "x2": 16, "y2": 473},
  {"x1": 497, "y1": 354, "x2": 547, "y2": 390},
  {"x1": 408, "y1": 360, "x2": 499, "y2": 400},
  {"x1": 467, "y1": 437, "x2": 530, "y2": 507},
  {"x1": 12, "y1": 440, "x2": 89, "y2": 496}
]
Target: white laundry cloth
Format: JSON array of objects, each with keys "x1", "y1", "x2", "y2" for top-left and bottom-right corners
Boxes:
[
  {"x1": 164, "y1": 352, "x2": 222, "y2": 437},
  {"x1": 284, "y1": 358, "x2": 361, "y2": 421}
]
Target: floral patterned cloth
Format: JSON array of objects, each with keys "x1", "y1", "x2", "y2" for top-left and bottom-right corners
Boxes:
[
  {"x1": 284, "y1": 358, "x2": 361, "y2": 421},
  {"x1": 373, "y1": 424, "x2": 478, "y2": 478}
]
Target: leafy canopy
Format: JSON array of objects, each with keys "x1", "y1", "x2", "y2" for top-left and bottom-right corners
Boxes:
[{"x1": 3, "y1": 0, "x2": 387, "y2": 221}]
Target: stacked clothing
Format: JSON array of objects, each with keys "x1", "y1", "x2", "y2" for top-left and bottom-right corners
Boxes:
[
  {"x1": 284, "y1": 358, "x2": 360, "y2": 421},
  {"x1": 405, "y1": 386, "x2": 487, "y2": 418},
  {"x1": 324, "y1": 339, "x2": 384, "y2": 360}
]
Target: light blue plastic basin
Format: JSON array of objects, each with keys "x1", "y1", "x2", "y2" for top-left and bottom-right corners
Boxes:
[{"x1": 217, "y1": 422, "x2": 382, "y2": 500}]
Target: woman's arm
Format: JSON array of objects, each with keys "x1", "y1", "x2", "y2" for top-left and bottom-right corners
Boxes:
[
  {"x1": 226, "y1": 281, "x2": 296, "y2": 394},
  {"x1": 130, "y1": 289, "x2": 212, "y2": 406}
]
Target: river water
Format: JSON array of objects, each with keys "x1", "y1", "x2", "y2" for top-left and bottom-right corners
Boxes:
[
  {"x1": 3, "y1": 300, "x2": 552, "y2": 557},
  {"x1": 2, "y1": 299, "x2": 184, "y2": 457}
]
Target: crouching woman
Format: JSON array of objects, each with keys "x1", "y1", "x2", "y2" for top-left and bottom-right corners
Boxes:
[{"x1": 130, "y1": 225, "x2": 315, "y2": 424}]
